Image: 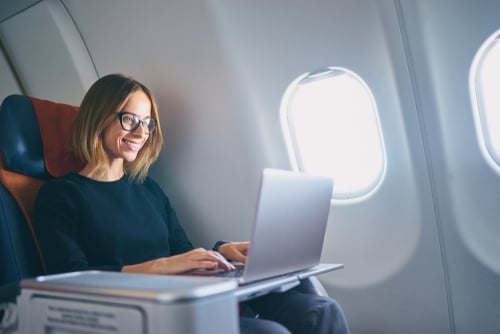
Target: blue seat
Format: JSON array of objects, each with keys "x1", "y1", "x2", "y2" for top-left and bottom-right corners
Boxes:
[
  {"x1": 0, "y1": 94, "x2": 83, "y2": 302},
  {"x1": 0, "y1": 95, "x2": 49, "y2": 302}
]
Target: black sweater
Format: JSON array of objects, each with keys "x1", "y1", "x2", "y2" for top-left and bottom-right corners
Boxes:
[{"x1": 33, "y1": 173, "x2": 194, "y2": 274}]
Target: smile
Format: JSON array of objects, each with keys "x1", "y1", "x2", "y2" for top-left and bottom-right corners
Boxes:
[{"x1": 123, "y1": 138, "x2": 141, "y2": 150}]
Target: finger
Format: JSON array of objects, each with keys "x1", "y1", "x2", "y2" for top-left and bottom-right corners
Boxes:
[
  {"x1": 222, "y1": 246, "x2": 247, "y2": 263},
  {"x1": 229, "y1": 251, "x2": 247, "y2": 264},
  {"x1": 219, "y1": 242, "x2": 250, "y2": 263},
  {"x1": 211, "y1": 251, "x2": 235, "y2": 271},
  {"x1": 190, "y1": 250, "x2": 234, "y2": 271},
  {"x1": 196, "y1": 260, "x2": 219, "y2": 270}
]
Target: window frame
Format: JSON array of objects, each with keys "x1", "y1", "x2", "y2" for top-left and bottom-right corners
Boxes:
[
  {"x1": 280, "y1": 66, "x2": 386, "y2": 201},
  {"x1": 470, "y1": 29, "x2": 500, "y2": 172}
]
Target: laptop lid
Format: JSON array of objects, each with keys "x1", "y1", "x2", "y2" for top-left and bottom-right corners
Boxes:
[{"x1": 240, "y1": 168, "x2": 334, "y2": 284}]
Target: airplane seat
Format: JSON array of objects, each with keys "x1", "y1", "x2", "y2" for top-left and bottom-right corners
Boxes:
[
  {"x1": 0, "y1": 94, "x2": 328, "y2": 317},
  {"x1": 0, "y1": 94, "x2": 84, "y2": 304}
]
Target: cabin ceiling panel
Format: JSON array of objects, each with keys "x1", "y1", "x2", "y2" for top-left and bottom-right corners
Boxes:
[
  {"x1": 0, "y1": 0, "x2": 39, "y2": 22},
  {"x1": 0, "y1": 0, "x2": 97, "y2": 104}
]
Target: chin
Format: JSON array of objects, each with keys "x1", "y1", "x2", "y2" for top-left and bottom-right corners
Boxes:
[{"x1": 123, "y1": 154, "x2": 139, "y2": 162}]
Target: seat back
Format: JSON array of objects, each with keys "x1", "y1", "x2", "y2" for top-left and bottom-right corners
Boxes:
[{"x1": 0, "y1": 94, "x2": 84, "y2": 301}]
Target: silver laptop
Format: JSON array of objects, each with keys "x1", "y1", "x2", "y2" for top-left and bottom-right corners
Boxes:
[{"x1": 187, "y1": 168, "x2": 343, "y2": 298}]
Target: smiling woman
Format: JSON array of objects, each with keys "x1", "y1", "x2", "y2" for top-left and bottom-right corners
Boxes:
[
  {"x1": 68, "y1": 75, "x2": 163, "y2": 182},
  {"x1": 99, "y1": 90, "x2": 153, "y2": 174}
]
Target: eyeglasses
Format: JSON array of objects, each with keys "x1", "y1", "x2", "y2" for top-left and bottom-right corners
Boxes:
[{"x1": 117, "y1": 111, "x2": 157, "y2": 135}]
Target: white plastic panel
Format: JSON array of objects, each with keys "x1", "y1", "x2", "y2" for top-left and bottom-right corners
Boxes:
[
  {"x1": 61, "y1": 1, "x2": 451, "y2": 333},
  {"x1": 399, "y1": 1, "x2": 500, "y2": 333},
  {"x1": 0, "y1": 0, "x2": 97, "y2": 104},
  {"x1": 0, "y1": 49, "x2": 21, "y2": 100}
]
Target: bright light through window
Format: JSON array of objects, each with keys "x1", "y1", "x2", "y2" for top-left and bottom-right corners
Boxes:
[
  {"x1": 471, "y1": 31, "x2": 500, "y2": 169},
  {"x1": 281, "y1": 67, "x2": 386, "y2": 200}
]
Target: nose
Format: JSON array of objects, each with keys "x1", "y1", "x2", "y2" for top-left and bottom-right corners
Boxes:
[{"x1": 131, "y1": 122, "x2": 148, "y2": 136}]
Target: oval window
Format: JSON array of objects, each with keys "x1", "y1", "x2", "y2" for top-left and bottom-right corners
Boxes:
[
  {"x1": 470, "y1": 30, "x2": 500, "y2": 170},
  {"x1": 280, "y1": 67, "x2": 386, "y2": 200}
]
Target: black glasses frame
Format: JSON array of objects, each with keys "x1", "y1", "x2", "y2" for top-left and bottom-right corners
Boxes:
[{"x1": 117, "y1": 111, "x2": 157, "y2": 135}]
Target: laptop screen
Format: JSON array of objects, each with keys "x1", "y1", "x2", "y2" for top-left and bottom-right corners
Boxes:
[{"x1": 242, "y1": 168, "x2": 334, "y2": 283}]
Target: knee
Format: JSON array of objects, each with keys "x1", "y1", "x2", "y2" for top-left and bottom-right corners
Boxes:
[
  {"x1": 309, "y1": 298, "x2": 350, "y2": 334},
  {"x1": 323, "y1": 298, "x2": 345, "y2": 319}
]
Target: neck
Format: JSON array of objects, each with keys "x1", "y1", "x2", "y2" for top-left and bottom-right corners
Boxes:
[{"x1": 79, "y1": 164, "x2": 124, "y2": 182}]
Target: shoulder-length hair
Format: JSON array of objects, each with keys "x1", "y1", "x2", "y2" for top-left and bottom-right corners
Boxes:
[{"x1": 70, "y1": 73, "x2": 163, "y2": 182}]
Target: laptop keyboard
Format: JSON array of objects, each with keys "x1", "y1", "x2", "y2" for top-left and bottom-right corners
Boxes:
[{"x1": 213, "y1": 266, "x2": 244, "y2": 278}]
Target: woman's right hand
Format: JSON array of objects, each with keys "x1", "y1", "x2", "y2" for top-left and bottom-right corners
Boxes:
[{"x1": 121, "y1": 247, "x2": 235, "y2": 275}]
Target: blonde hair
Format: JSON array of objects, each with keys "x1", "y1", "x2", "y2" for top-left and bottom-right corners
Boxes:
[{"x1": 70, "y1": 74, "x2": 163, "y2": 182}]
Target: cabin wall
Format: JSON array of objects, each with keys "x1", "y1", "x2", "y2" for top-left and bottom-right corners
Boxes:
[
  {"x1": 400, "y1": 1, "x2": 500, "y2": 333},
  {"x1": 0, "y1": 0, "x2": 498, "y2": 333}
]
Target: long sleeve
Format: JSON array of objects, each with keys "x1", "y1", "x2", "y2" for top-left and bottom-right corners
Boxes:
[
  {"x1": 165, "y1": 200, "x2": 195, "y2": 255},
  {"x1": 34, "y1": 178, "x2": 115, "y2": 273},
  {"x1": 34, "y1": 174, "x2": 194, "y2": 274}
]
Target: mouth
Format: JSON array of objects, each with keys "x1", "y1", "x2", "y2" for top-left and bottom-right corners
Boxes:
[{"x1": 122, "y1": 138, "x2": 142, "y2": 151}]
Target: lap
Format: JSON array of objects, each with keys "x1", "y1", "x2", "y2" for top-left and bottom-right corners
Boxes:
[{"x1": 245, "y1": 288, "x2": 350, "y2": 334}]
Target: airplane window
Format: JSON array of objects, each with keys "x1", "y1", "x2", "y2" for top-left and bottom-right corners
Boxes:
[
  {"x1": 470, "y1": 30, "x2": 500, "y2": 169},
  {"x1": 280, "y1": 67, "x2": 386, "y2": 200}
]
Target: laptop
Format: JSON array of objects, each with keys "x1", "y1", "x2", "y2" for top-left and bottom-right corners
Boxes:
[{"x1": 186, "y1": 168, "x2": 343, "y2": 300}]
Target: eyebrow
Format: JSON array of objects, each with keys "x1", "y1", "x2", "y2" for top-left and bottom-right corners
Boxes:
[{"x1": 120, "y1": 111, "x2": 153, "y2": 120}]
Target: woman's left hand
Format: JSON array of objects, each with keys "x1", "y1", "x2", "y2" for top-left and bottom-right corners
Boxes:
[{"x1": 218, "y1": 241, "x2": 250, "y2": 263}]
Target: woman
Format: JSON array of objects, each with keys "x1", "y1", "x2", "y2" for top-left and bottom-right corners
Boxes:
[{"x1": 34, "y1": 74, "x2": 350, "y2": 334}]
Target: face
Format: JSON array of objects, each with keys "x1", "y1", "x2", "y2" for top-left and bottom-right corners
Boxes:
[{"x1": 102, "y1": 90, "x2": 152, "y2": 164}]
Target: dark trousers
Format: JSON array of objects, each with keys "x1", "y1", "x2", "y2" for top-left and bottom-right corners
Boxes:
[{"x1": 240, "y1": 289, "x2": 350, "y2": 334}]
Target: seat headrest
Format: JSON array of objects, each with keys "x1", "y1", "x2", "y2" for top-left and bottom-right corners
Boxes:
[
  {"x1": 29, "y1": 96, "x2": 85, "y2": 177},
  {"x1": 0, "y1": 94, "x2": 85, "y2": 178},
  {"x1": 0, "y1": 95, "x2": 46, "y2": 178}
]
